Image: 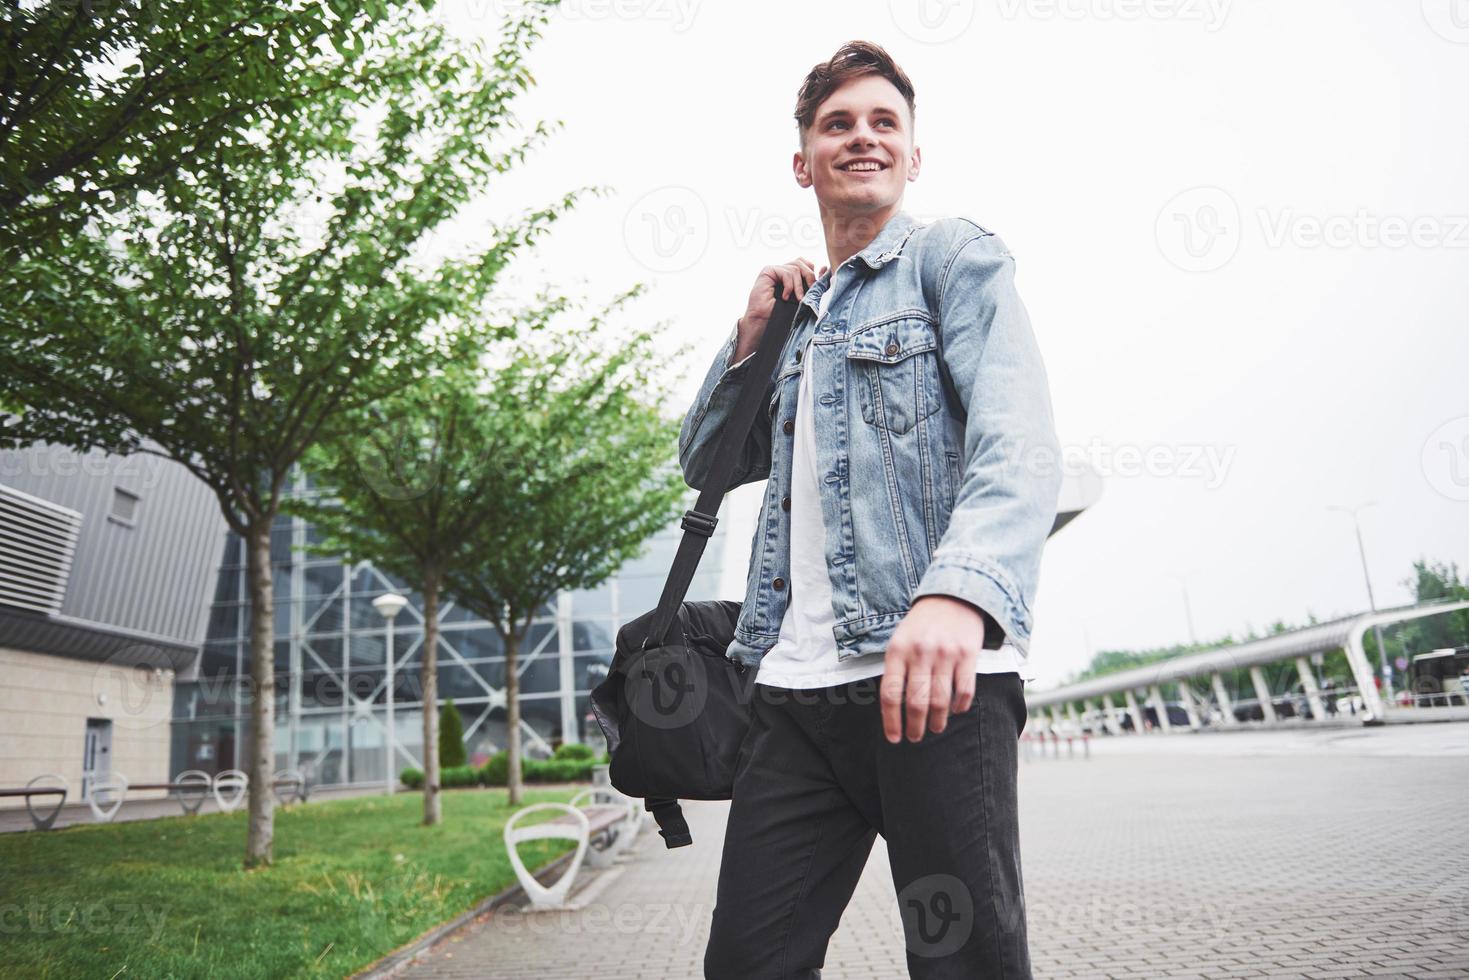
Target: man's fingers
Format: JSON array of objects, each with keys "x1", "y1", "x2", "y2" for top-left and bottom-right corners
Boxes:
[
  {"x1": 951, "y1": 648, "x2": 978, "y2": 715},
  {"x1": 779, "y1": 268, "x2": 799, "y2": 300},
  {"x1": 928, "y1": 666, "x2": 954, "y2": 734},
  {"x1": 906, "y1": 669, "x2": 931, "y2": 742},
  {"x1": 880, "y1": 659, "x2": 907, "y2": 744}
]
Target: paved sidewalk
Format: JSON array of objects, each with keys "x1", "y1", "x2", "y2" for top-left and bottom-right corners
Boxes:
[{"x1": 405, "y1": 724, "x2": 1469, "y2": 979}]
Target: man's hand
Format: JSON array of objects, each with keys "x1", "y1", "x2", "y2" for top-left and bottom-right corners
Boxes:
[
  {"x1": 880, "y1": 595, "x2": 985, "y2": 743},
  {"x1": 732, "y1": 258, "x2": 827, "y2": 362}
]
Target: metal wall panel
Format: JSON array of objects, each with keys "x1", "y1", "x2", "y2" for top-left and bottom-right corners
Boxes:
[{"x1": 0, "y1": 440, "x2": 227, "y2": 649}]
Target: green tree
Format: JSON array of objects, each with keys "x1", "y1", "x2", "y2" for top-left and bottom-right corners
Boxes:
[
  {"x1": 1395, "y1": 558, "x2": 1469, "y2": 659},
  {"x1": 288, "y1": 289, "x2": 668, "y2": 821},
  {"x1": 439, "y1": 700, "x2": 466, "y2": 770},
  {"x1": 0, "y1": 1, "x2": 583, "y2": 867},
  {"x1": 287, "y1": 338, "x2": 532, "y2": 826},
  {"x1": 440, "y1": 314, "x2": 690, "y2": 806},
  {"x1": 2, "y1": 0, "x2": 413, "y2": 254}
]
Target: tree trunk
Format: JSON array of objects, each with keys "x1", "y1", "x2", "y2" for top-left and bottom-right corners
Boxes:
[
  {"x1": 244, "y1": 520, "x2": 276, "y2": 868},
  {"x1": 421, "y1": 571, "x2": 441, "y2": 826},
  {"x1": 506, "y1": 628, "x2": 522, "y2": 806}
]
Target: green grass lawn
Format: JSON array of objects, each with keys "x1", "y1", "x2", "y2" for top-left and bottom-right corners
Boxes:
[{"x1": 0, "y1": 787, "x2": 583, "y2": 979}]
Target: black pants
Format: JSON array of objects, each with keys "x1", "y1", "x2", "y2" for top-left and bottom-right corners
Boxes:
[{"x1": 704, "y1": 671, "x2": 1031, "y2": 980}]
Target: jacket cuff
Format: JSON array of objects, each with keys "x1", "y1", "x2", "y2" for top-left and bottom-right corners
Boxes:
[
  {"x1": 723, "y1": 323, "x2": 758, "y2": 373},
  {"x1": 912, "y1": 556, "x2": 1031, "y2": 657}
]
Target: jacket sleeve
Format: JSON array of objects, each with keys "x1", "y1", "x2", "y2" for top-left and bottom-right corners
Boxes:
[
  {"x1": 911, "y1": 231, "x2": 1063, "y2": 660},
  {"x1": 677, "y1": 322, "x2": 773, "y2": 494}
]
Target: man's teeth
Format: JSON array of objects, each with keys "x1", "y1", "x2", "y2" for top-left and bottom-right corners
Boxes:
[{"x1": 843, "y1": 163, "x2": 883, "y2": 171}]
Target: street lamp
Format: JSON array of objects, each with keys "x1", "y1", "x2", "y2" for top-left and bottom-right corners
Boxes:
[
  {"x1": 372, "y1": 592, "x2": 409, "y2": 794},
  {"x1": 1170, "y1": 572, "x2": 1198, "y2": 646},
  {"x1": 1326, "y1": 502, "x2": 1392, "y2": 700}
]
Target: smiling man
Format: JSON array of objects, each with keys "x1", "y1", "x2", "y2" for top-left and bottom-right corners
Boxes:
[{"x1": 680, "y1": 40, "x2": 1063, "y2": 979}]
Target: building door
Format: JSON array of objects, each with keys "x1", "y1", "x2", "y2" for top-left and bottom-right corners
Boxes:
[{"x1": 82, "y1": 718, "x2": 113, "y2": 799}]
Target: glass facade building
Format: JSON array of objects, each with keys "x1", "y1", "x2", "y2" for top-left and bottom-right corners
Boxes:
[{"x1": 169, "y1": 469, "x2": 727, "y2": 787}]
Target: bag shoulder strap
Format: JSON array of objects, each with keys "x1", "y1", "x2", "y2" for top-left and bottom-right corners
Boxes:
[
  {"x1": 644, "y1": 288, "x2": 800, "y2": 649},
  {"x1": 638, "y1": 288, "x2": 798, "y2": 851}
]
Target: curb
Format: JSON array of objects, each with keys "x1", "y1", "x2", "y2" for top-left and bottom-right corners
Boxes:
[{"x1": 350, "y1": 849, "x2": 580, "y2": 980}]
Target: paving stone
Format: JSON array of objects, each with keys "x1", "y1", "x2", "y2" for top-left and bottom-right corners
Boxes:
[{"x1": 400, "y1": 726, "x2": 1469, "y2": 979}]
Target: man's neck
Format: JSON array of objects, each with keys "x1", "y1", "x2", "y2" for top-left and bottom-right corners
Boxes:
[{"x1": 819, "y1": 202, "x2": 903, "y2": 273}]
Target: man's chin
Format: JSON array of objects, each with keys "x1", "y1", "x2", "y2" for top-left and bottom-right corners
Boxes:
[{"x1": 817, "y1": 191, "x2": 899, "y2": 217}]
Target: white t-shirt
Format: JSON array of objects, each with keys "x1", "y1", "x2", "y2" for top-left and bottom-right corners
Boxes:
[{"x1": 751, "y1": 283, "x2": 1035, "y2": 689}]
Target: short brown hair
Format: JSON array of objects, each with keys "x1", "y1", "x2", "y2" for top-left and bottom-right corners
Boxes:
[{"x1": 794, "y1": 41, "x2": 916, "y2": 150}]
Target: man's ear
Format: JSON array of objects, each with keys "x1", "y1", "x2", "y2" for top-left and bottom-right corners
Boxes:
[
  {"x1": 793, "y1": 150, "x2": 812, "y2": 189},
  {"x1": 907, "y1": 144, "x2": 922, "y2": 182}
]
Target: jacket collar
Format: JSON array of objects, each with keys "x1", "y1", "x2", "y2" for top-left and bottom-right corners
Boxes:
[
  {"x1": 853, "y1": 209, "x2": 922, "y2": 270},
  {"x1": 800, "y1": 209, "x2": 922, "y2": 319}
]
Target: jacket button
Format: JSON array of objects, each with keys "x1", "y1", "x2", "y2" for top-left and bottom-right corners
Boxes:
[
  {"x1": 782, "y1": 419, "x2": 794, "y2": 434},
  {"x1": 772, "y1": 577, "x2": 786, "y2": 590},
  {"x1": 781, "y1": 495, "x2": 791, "y2": 511},
  {"x1": 884, "y1": 342, "x2": 899, "y2": 356},
  {"x1": 794, "y1": 349, "x2": 802, "y2": 363}
]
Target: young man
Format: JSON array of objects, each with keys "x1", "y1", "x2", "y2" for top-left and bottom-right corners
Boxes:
[{"x1": 679, "y1": 41, "x2": 1063, "y2": 979}]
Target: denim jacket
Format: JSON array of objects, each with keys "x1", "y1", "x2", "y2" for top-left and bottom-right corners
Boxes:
[{"x1": 678, "y1": 210, "x2": 1063, "y2": 670}]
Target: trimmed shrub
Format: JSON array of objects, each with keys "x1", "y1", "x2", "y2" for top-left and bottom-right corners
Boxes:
[
  {"x1": 553, "y1": 742, "x2": 595, "y2": 761},
  {"x1": 525, "y1": 758, "x2": 594, "y2": 783},
  {"x1": 440, "y1": 764, "x2": 478, "y2": 789},
  {"x1": 399, "y1": 767, "x2": 424, "y2": 789},
  {"x1": 439, "y1": 700, "x2": 467, "y2": 769},
  {"x1": 479, "y1": 751, "x2": 509, "y2": 787}
]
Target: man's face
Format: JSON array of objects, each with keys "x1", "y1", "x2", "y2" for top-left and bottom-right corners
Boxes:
[{"x1": 795, "y1": 74, "x2": 920, "y2": 217}]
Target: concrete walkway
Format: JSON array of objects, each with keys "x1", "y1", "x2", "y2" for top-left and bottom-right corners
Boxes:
[{"x1": 403, "y1": 722, "x2": 1469, "y2": 979}]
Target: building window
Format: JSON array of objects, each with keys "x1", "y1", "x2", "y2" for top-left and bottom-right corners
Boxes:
[{"x1": 109, "y1": 486, "x2": 140, "y2": 526}]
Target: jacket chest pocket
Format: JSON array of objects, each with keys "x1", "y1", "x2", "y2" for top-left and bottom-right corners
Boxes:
[{"x1": 845, "y1": 316, "x2": 942, "y2": 435}]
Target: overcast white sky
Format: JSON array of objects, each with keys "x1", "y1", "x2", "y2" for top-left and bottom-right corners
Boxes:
[{"x1": 432, "y1": 0, "x2": 1469, "y2": 689}]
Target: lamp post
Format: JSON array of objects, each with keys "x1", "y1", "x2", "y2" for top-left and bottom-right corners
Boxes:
[
  {"x1": 1326, "y1": 502, "x2": 1392, "y2": 701},
  {"x1": 372, "y1": 592, "x2": 409, "y2": 794},
  {"x1": 1170, "y1": 572, "x2": 1198, "y2": 646}
]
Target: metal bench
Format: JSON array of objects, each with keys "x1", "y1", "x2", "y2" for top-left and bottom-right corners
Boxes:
[
  {"x1": 568, "y1": 788, "x2": 643, "y2": 868},
  {"x1": 0, "y1": 775, "x2": 69, "y2": 830},
  {"x1": 272, "y1": 768, "x2": 309, "y2": 805},
  {"x1": 86, "y1": 769, "x2": 306, "y2": 823},
  {"x1": 504, "y1": 800, "x2": 631, "y2": 910},
  {"x1": 213, "y1": 769, "x2": 248, "y2": 812},
  {"x1": 86, "y1": 773, "x2": 129, "y2": 821},
  {"x1": 124, "y1": 769, "x2": 215, "y2": 815}
]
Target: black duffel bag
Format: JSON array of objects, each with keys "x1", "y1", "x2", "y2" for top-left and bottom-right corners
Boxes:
[{"x1": 590, "y1": 287, "x2": 799, "y2": 849}]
